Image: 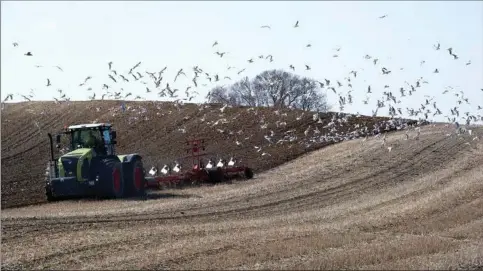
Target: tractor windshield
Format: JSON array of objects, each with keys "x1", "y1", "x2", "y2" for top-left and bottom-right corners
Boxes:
[{"x1": 71, "y1": 129, "x2": 104, "y2": 152}]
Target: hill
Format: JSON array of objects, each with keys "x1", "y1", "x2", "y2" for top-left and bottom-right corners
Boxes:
[
  {"x1": 0, "y1": 100, "x2": 415, "y2": 209},
  {"x1": 1, "y1": 125, "x2": 481, "y2": 270}
]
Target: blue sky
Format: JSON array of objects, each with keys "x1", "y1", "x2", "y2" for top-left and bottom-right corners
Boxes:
[{"x1": 1, "y1": 1, "x2": 482, "y2": 123}]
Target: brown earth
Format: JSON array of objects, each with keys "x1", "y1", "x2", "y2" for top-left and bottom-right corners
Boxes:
[
  {"x1": 1, "y1": 100, "x2": 400, "y2": 209},
  {"x1": 1, "y1": 123, "x2": 482, "y2": 270}
]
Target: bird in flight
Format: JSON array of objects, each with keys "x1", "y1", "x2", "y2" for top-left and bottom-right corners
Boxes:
[
  {"x1": 3, "y1": 94, "x2": 13, "y2": 102},
  {"x1": 261, "y1": 25, "x2": 271, "y2": 29},
  {"x1": 108, "y1": 74, "x2": 117, "y2": 83},
  {"x1": 174, "y1": 69, "x2": 186, "y2": 82},
  {"x1": 294, "y1": 21, "x2": 299, "y2": 28},
  {"x1": 13, "y1": 42, "x2": 18, "y2": 47},
  {"x1": 379, "y1": 14, "x2": 388, "y2": 19},
  {"x1": 215, "y1": 51, "x2": 227, "y2": 58},
  {"x1": 24, "y1": 52, "x2": 32, "y2": 56}
]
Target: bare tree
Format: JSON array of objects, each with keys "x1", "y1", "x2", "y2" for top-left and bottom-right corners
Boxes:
[
  {"x1": 207, "y1": 69, "x2": 328, "y2": 112},
  {"x1": 206, "y1": 85, "x2": 231, "y2": 105}
]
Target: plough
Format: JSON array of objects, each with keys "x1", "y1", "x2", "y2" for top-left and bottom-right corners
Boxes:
[{"x1": 145, "y1": 138, "x2": 254, "y2": 189}]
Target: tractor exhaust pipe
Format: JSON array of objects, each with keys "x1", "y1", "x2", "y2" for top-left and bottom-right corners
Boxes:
[{"x1": 47, "y1": 133, "x2": 55, "y2": 162}]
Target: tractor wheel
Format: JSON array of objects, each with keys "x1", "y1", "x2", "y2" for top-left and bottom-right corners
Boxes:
[
  {"x1": 45, "y1": 184, "x2": 58, "y2": 202},
  {"x1": 99, "y1": 157, "x2": 125, "y2": 199},
  {"x1": 208, "y1": 167, "x2": 225, "y2": 183},
  {"x1": 244, "y1": 167, "x2": 254, "y2": 179},
  {"x1": 124, "y1": 158, "x2": 146, "y2": 197}
]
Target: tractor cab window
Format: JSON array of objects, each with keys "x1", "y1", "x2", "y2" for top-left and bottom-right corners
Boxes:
[
  {"x1": 71, "y1": 129, "x2": 105, "y2": 153},
  {"x1": 102, "y1": 130, "x2": 111, "y2": 144}
]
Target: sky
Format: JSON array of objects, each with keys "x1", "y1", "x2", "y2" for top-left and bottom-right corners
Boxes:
[{"x1": 1, "y1": 1, "x2": 482, "y2": 123}]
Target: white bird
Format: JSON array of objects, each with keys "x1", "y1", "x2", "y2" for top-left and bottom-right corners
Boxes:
[
  {"x1": 304, "y1": 126, "x2": 311, "y2": 136},
  {"x1": 220, "y1": 104, "x2": 228, "y2": 113},
  {"x1": 313, "y1": 113, "x2": 319, "y2": 121}
]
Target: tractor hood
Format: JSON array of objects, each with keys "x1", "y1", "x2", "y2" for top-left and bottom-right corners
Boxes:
[
  {"x1": 61, "y1": 148, "x2": 93, "y2": 158},
  {"x1": 57, "y1": 148, "x2": 94, "y2": 181}
]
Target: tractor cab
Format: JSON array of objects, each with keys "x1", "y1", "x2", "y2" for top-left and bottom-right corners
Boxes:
[{"x1": 54, "y1": 123, "x2": 117, "y2": 156}]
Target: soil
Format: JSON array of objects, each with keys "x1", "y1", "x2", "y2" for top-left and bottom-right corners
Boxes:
[{"x1": 4, "y1": 102, "x2": 481, "y2": 270}]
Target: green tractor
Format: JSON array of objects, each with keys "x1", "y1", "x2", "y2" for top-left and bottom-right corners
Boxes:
[{"x1": 45, "y1": 123, "x2": 146, "y2": 201}]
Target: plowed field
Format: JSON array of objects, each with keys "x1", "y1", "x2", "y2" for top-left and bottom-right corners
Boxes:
[
  {"x1": 1, "y1": 101, "x2": 395, "y2": 209},
  {"x1": 2, "y1": 101, "x2": 482, "y2": 269}
]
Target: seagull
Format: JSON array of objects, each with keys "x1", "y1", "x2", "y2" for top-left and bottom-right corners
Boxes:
[
  {"x1": 3, "y1": 94, "x2": 13, "y2": 102},
  {"x1": 46, "y1": 79, "x2": 51, "y2": 86},
  {"x1": 294, "y1": 20, "x2": 299, "y2": 28},
  {"x1": 215, "y1": 51, "x2": 227, "y2": 58},
  {"x1": 108, "y1": 74, "x2": 117, "y2": 83},
  {"x1": 24, "y1": 52, "x2": 32, "y2": 56},
  {"x1": 174, "y1": 69, "x2": 186, "y2": 82},
  {"x1": 261, "y1": 25, "x2": 271, "y2": 29},
  {"x1": 379, "y1": 14, "x2": 388, "y2": 19}
]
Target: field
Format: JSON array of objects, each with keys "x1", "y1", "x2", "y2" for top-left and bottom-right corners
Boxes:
[{"x1": 1, "y1": 101, "x2": 482, "y2": 270}]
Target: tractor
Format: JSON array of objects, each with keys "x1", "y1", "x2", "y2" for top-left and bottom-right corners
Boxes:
[{"x1": 45, "y1": 123, "x2": 146, "y2": 202}]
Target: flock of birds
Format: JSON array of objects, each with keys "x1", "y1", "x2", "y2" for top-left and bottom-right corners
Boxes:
[{"x1": 4, "y1": 17, "x2": 483, "y2": 173}]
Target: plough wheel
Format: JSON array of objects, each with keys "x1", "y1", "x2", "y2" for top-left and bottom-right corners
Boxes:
[
  {"x1": 244, "y1": 167, "x2": 254, "y2": 179},
  {"x1": 208, "y1": 167, "x2": 225, "y2": 183}
]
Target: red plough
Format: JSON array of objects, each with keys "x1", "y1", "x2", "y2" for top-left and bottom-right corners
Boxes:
[{"x1": 145, "y1": 138, "x2": 254, "y2": 189}]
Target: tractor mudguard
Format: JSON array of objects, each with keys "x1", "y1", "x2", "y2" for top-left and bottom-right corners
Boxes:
[{"x1": 117, "y1": 153, "x2": 142, "y2": 163}]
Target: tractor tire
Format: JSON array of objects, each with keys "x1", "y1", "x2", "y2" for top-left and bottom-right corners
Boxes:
[
  {"x1": 45, "y1": 183, "x2": 58, "y2": 202},
  {"x1": 99, "y1": 157, "x2": 125, "y2": 199},
  {"x1": 124, "y1": 158, "x2": 146, "y2": 197},
  {"x1": 244, "y1": 167, "x2": 254, "y2": 179}
]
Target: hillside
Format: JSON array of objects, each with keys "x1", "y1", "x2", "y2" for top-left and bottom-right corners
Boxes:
[
  {"x1": 1, "y1": 100, "x2": 412, "y2": 209},
  {"x1": 1, "y1": 125, "x2": 481, "y2": 270}
]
